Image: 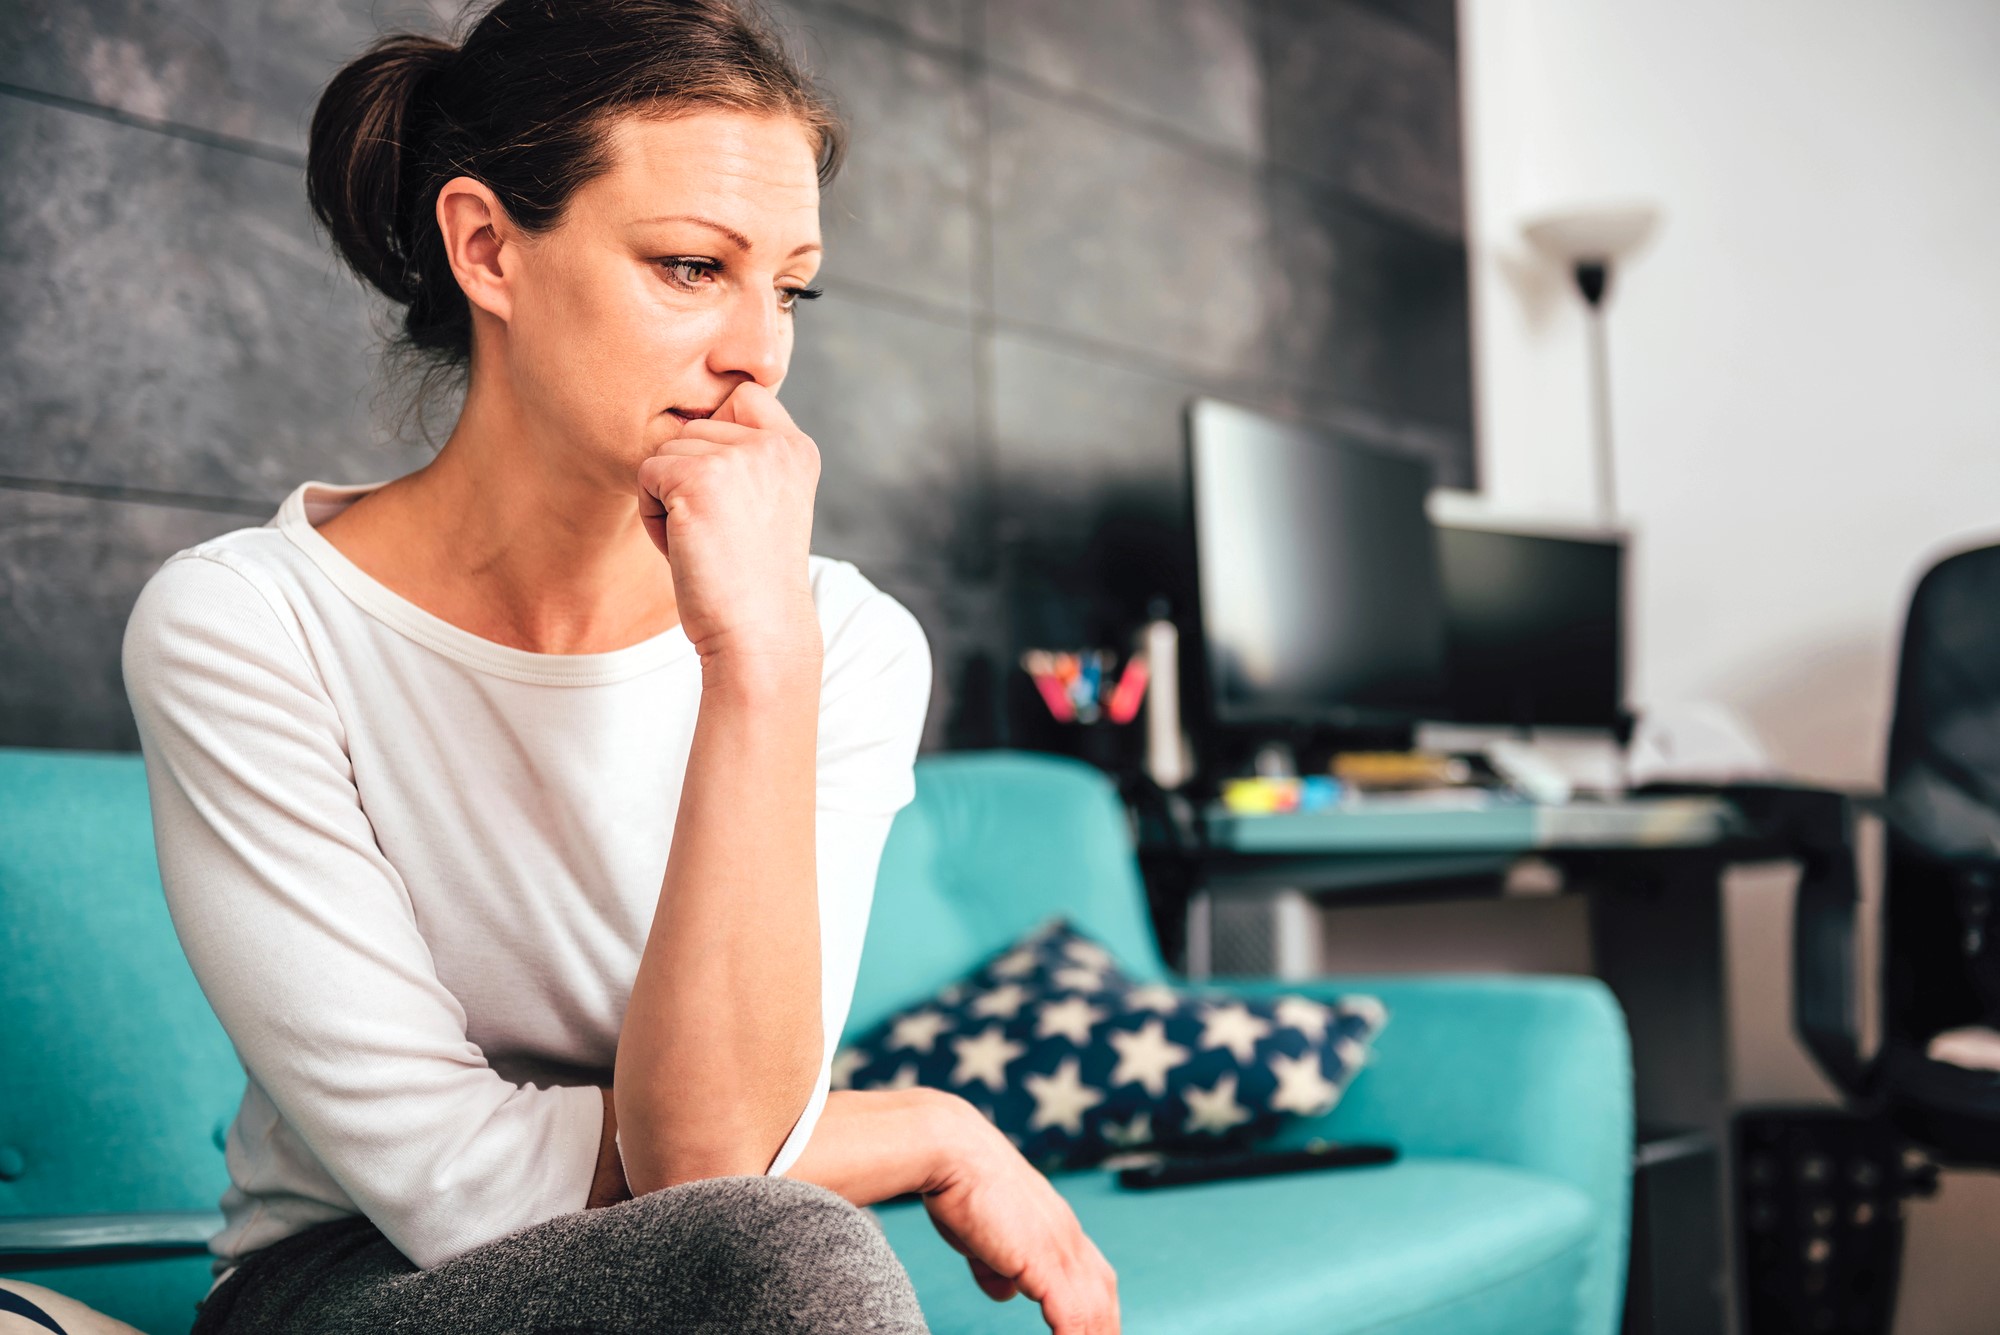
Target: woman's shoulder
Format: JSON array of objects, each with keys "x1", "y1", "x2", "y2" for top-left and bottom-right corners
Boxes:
[
  {"x1": 123, "y1": 525, "x2": 329, "y2": 696},
  {"x1": 129, "y1": 521, "x2": 317, "y2": 629},
  {"x1": 807, "y1": 556, "x2": 932, "y2": 704},
  {"x1": 808, "y1": 557, "x2": 926, "y2": 650}
]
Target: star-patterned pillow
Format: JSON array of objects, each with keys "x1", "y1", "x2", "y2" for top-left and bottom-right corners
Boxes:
[{"x1": 832, "y1": 918, "x2": 1387, "y2": 1170}]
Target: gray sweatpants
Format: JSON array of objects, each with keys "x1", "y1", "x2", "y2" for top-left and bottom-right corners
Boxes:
[{"x1": 187, "y1": 1176, "x2": 931, "y2": 1334}]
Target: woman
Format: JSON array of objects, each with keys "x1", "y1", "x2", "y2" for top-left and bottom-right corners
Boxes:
[{"x1": 122, "y1": 1, "x2": 1119, "y2": 1330}]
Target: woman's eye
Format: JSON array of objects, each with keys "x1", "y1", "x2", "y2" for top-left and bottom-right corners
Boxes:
[
  {"x1": 658, "y1": 258, "x2": 720, "y2": 291},
  {"x1": 779, "y1": 285, "x2": 824, "y2": 314}
]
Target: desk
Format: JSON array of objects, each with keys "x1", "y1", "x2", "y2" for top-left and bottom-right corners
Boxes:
[{"x1": 1140, "y1": 792, "x2": 1789, "y2": 1335}]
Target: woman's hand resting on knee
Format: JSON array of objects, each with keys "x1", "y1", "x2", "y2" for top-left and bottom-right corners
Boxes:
[
  {"x1": 918, "y1": 1100, "x2": 1120, "y2": 1335},
  {"x1": 786, "y1": 1088, "x2": 1119, "y2": 1334}
]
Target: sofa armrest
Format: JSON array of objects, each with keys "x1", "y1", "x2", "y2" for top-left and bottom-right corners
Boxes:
[
  {"x1": 0, "y1": 1212, "x2": 221, "y2": 1263},
  {"x1": 1209, "y1": 973, "x2": 1632, "y2": 1335},
  {"x1": 1210, "y1": 974, "x2": 1631, "y2": 1186}
]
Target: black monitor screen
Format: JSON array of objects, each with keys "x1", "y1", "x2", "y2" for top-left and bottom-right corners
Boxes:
[
  {"x1": 1437, "y1": 524, "x2": 1624, "y2": 729},
  {"x1": 1187, "y1": 399, "x2": 1446, "y2": 726}
]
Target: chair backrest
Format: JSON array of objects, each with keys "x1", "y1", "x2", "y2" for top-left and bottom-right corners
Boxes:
[
  {"x1": 0, "y1": 749, "x2": 240, "y2": 1223},
  {"x1": 845, "y1": 751, "x2": 1169, "y2": 1038},
  {"x1": 1883, "y1": 544, "x2": 2000, "y2": 1045}
]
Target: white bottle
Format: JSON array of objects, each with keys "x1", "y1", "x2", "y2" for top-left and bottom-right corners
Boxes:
[{"x1": 1143, "y1": 616, "x2": 1193, "y2": 789}]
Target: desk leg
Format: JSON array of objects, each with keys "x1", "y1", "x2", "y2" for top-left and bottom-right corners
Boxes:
[{"x1": 1585, "y1": 855, "x2": 1735, "y2": 1335}]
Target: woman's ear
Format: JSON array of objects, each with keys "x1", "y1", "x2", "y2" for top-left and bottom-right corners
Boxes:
[{"x1": 435, "y1": 176, "x2": 515, "y2": 324}]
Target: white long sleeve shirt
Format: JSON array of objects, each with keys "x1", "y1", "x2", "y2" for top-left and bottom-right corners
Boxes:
[{"x1": 121, "y1": 480, "x2": 930, "y2": 1277}]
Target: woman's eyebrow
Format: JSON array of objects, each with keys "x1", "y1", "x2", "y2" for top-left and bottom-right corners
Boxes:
[{"x1": 634, "y1": 213, "x2": 821, "y2": 259}]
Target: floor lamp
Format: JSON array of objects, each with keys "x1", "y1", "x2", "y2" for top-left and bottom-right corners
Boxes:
[{"x1": 1522, "y1": 203, "x2": 1661, "y2": 525}]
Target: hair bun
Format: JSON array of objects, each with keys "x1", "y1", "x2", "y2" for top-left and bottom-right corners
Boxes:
[{"x1": 306, "y1": 33, "x2": 457, "y2": 307}]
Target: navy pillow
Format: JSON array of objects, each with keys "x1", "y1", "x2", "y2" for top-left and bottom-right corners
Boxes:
[{"x1": 833, "y1": 918, "x2": 1386, "y2": 1170}]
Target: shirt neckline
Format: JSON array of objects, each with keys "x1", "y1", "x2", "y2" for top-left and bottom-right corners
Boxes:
[{"x1": 275, "y1": 480, "x2": 697, "y2": 687}]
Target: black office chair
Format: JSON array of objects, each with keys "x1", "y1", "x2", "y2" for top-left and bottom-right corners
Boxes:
[{"x1": 1733, "y1": 542, "x2": 2000, "y2": 1334}]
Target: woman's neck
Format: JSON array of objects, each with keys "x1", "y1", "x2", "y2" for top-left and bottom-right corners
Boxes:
[{"x1": 317, "y1": 380, "x2": 681, "y2": 655}]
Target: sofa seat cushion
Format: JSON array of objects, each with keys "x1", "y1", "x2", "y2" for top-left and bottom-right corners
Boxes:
[{"x1": 872, "y1": 1156, "x2": 1596, "y2": 1335}]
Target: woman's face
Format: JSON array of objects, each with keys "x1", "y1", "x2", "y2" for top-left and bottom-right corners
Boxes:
[{"x1": 493, "y1": 109, "x2": 824, "y2": 488}]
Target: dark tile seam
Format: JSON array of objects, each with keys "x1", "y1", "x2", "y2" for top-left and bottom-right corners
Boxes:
[
  {"x1": 0, "y1": 474, "x2": 273, "y2": 516},
  {"x1": 0, "y1": 82, "x2": 305, "y2": 169}
]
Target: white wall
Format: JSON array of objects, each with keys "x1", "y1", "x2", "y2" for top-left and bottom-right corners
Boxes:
[
  {"x1": 1460, "y1": 0, "x2": 2000, "y2": 787},
  {"x1": 1457, "y1": 4, "x2": 2000, "y2": 1331}
]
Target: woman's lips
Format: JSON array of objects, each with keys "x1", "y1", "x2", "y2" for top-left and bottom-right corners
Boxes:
[{"x1": 667, "y1": 406, "x2": 718, "y2": 423}]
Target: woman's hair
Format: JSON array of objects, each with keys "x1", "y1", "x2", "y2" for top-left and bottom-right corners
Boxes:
[{"x1": 306, "y1": 0, "x2": 842, "y2": 374}]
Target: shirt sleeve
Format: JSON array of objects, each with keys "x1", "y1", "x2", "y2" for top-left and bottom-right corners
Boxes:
[
  {"x1": 123, "y1": 553, "x2": 605, "y2": 1270},
  {"x1": 765, "y1": 572, "x2": 932, "y2": 1176}
]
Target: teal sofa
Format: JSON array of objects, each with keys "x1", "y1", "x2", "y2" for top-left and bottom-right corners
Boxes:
[{"x1": 2, "y1": 747, "x2": 1632, "y2": 1334}]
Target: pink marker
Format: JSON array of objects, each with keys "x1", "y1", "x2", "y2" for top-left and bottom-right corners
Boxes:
[
  {"x1": 1030, "y1": 668, "x2": 1076, "y2": 722},
  {"x1": 1106, "y1": 655, "x2": 1150, "y2": 725}
]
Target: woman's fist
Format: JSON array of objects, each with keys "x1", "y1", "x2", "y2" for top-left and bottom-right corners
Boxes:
[{"x1": 636, "y1": 381, "x2": 821, "y2": 669}]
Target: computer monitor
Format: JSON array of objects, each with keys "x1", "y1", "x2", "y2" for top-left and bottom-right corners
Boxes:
[
  {"x1": 1435, "y1": 522, "x2": 1625, "y2": 731},
  {"x1": 1186, "y1": 399, "x2": 1447, "y2": 728}
]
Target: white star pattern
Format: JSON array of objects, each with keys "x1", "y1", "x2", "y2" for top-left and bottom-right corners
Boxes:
[
  {"x1": 1063, "y1": 938, "x2": 1115, "y2": 970},
  {"x1": 1335, "y1": 1035, "x2": 1371, "y2": 1071},
  {"x1": 1274, "y1": 995, "x2": 1333, "y2": 1040},
  {"x1": 881, "y1": 1062, "x2": 922, "y2": 1091},
  {"x1": 1101, "y1": 1111, "x2": 1153, "y2": 1148},
  {"x1": 1198, "y1": 1002, "x2": 1272, "y2": 1063},
  {"x1": 1024, "y1": 1056, "x2": 1105, "y2": 1135},
  {"x1": 887, "y1": 1009, "x2": 953, "y2": 1054},
  {"x1": 1339, "y1": 995, "x2": 1389, "y2": 1031},
  {"x1": 1183, "y1": 1072, "x2": 1254, "y2": 1135},
  {"x1": 970, "y1": 982, "x2": 1032, "y2": 1019},
  {"x1": 1052, "y1": 965, "x2": 1110, "y2": 992},
  {"x1": 1036, "y1": 995, "x2": 1105, "y2": 1044},
  {"x1": 1107, "y1": 1017, "x2": 1190, "y2": 1097},
  {"x1": 951, "y1": 1025, "x2": 1026, "y2": 1092},
  {"x1": 1268, "y1": 1051, "x2": 1339, "y2": 1116},
  {"x1": 830, "y1": 1047, "x2": 868, "y2": 1091},
  {"x1": 1127, "y1": 984, "x2": 1180, "y2": 1013},
  {"x1": 989, "y1": 947, "x2": 1039, "y2": 978}
]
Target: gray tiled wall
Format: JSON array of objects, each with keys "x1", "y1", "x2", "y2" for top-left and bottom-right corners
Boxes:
[{"x1": 0, "y1": 0, "x2": 1470, "y2": 753}]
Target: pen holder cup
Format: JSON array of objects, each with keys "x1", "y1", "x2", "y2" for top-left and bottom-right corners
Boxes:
[
  {"x1": 1013, "y1": 647, "x2": 1151, "y2": 777},
  {"x1": 1048, "y1": 717, "x2": 1147, "y2": 775},
  {"x1": 1007, "y1": 691, "x2": 1147, "y2": 775}
]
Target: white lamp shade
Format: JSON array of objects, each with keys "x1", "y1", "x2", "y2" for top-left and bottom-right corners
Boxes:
[{"x1": 1521, "y1": 202, "x2": 1661, "y2": 265}]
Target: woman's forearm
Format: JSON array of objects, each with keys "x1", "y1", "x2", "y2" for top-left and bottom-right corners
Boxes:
[
  {"x1": 589, "y1": 1086, "x2": 980, "y2": 1211},
  {"x1": 614, "y1": 646, "x2": 824, "y2": 1193},
  {"x1": 784, "y1": 1088, "x2": 986, "y2": 1204}
]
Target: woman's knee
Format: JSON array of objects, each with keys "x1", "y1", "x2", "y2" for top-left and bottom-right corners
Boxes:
[{"x1": 625, "y1": 1176, "x2": 928, "y2": 1331}]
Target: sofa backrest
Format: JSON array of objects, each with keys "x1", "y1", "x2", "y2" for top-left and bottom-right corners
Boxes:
[
  {"x1": 0, "y1": 749, "x2": 239, "y2": 1222},
  {"x1": 845, "y1": 751, "x2": 1169, "y2": 1038}
]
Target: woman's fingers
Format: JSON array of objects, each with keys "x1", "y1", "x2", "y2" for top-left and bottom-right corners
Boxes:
[
  {"x1": 968, "y1": 1256, "x2": 1020, "y2": 1302},
  {"x1": 711, "y1": 379, "x2": 797, "y2": 434}
]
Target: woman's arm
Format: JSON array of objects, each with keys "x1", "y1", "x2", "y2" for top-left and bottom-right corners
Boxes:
[
  {"x1": 617, "y1": 380, "x2": 830, "y2": 1192},
  {"x1": 614, "y1": 650, "x2": 825, "y2": 1191},
  {"x1": 589, "y1": 1084, "x2": 958, "y2": 1210},
  {"x1": 126, "y1": 555, "x2": 609, "y2": 1269}
]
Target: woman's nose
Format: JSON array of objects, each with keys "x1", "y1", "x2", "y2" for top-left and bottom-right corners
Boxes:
[{"x1": 708, "y1": 291, "x2": 788, "y2": 388}]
